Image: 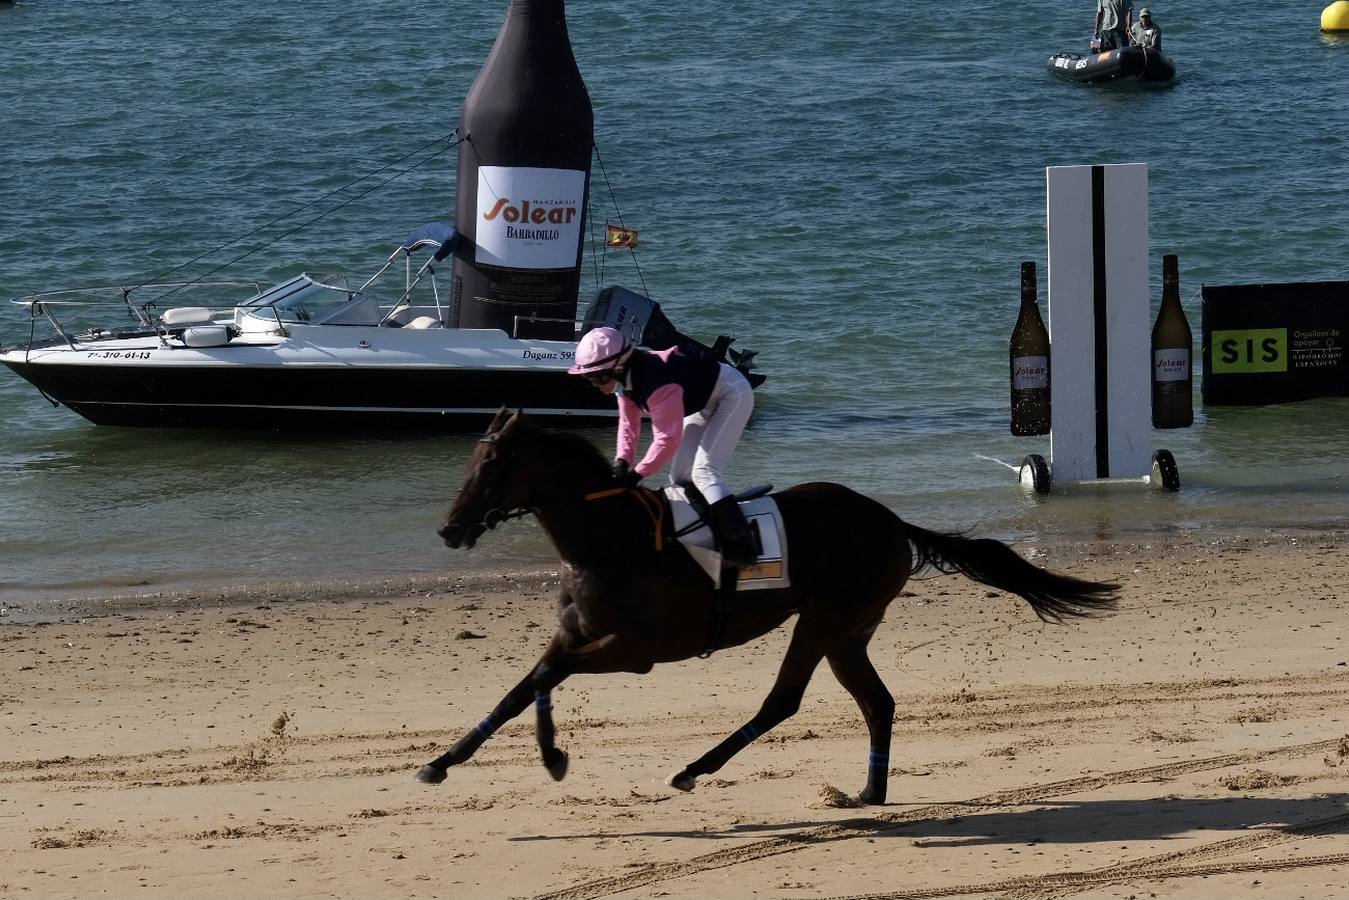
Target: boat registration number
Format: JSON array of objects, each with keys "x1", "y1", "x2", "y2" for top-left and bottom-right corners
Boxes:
[{"x1": 87, "y1": 351, "x2": 153, "y2": 360}]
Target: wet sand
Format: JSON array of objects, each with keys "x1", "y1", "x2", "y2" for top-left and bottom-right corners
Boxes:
[{"x1": 4, "y1": 529, "x2": 1349, "y2": 899}]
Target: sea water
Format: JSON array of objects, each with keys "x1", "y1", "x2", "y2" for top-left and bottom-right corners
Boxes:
[{"x1": 2, "y1": 1, "x2": 1347, "y2": 607}]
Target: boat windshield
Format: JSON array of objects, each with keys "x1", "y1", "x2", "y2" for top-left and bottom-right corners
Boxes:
[{"x1": 237, "y1": 275, "x2": 376, "y2": 325}]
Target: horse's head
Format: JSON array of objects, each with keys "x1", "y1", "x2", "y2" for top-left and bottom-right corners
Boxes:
[
  {"x1": 438, "y1": 408, "x2": 533, "y2": 549},
  {"x1": 439, "y1": 407, "x2": 620, "y2": 550}
]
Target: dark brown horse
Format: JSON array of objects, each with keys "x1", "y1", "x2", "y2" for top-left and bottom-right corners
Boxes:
[{"x1": 419, "y1": 409, "x2": 1118, "y2": 803}]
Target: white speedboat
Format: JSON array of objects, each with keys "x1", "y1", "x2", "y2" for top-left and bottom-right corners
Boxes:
[{"x1": 1, "y1": 224, "x2": 754, "y2": 429}]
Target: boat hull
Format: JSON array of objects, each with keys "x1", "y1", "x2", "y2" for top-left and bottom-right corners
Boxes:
[
  {"x1": 0, "y1": 326, "x2": 616, "y2": 429},
  {"x1": 1047, "y1": 46, "x2": 1176, "y2": 84},
  {"x1": 1, "y1": 360, "x2": 614, "y2": 428}
]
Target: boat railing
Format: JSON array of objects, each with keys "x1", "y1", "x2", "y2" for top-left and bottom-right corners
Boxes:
[
  {"x1": 11, "y1": 281, "x2": 261, "y2": 350},
  {"x1": 364, "y1": 241, "x2": 451, "y2": 328}
]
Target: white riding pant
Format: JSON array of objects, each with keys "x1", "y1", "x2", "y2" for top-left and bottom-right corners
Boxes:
[{"x1": 669, "y1": 363, "x2": 754, "y2": 504}]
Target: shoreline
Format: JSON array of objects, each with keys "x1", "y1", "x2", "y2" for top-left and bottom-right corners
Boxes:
[
  {"x1": 4, "y1": 522, "x2": 1346, "y2": 622},
  {"x1": 0, "y1": 566, "x2": 565, "y2": 623}
]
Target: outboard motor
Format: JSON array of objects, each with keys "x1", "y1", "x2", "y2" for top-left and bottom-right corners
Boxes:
[
  {"x1": 581, "y1": 285, "x2": 764, "y2": 388},
  {"x1": 581, "y1": 285, "x2": 675, "y2": 348}
]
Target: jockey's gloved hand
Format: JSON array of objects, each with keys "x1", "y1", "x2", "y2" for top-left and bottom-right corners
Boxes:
[{"x1": 611, "y1": 459, "x2": 642, "y2": 488}]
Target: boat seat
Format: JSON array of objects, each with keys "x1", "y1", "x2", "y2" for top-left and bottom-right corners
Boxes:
[{"x1": 406, "y1": 316, "x2": 442, "y2": 329}]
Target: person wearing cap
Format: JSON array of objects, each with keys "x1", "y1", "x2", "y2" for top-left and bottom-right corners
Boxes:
[
  {"x1": 569, "y1": 327, "x2": 758, "y2": 567},
  {"x1": 1130, "y1": 7, "x2": 1162, "y2": 49},
  {"x1": 1094, "y1": 0, "x2": 1134, "y2": 50}
]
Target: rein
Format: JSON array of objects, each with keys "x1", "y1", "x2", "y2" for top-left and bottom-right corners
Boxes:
[
  {"x1": 473, "y1": 485, "x2": 666, "y2": 552},
  {"x1": 469, "y1": 429, "x2": 665, "y2": 551}
]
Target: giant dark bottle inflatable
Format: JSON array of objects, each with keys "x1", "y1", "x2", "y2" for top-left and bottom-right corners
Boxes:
[{"x1": 451, "y1": 0, "x2": 594, "y2": 341}]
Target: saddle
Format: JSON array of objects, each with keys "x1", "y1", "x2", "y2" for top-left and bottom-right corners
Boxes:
[{"x1": 663, "y1": 484, "x2": 790, "y2": 592}]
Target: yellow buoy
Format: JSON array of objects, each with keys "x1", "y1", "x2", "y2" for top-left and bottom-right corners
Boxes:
[{"x1": 1323, "y1": 0, "x2": 1349, "y2": 32}]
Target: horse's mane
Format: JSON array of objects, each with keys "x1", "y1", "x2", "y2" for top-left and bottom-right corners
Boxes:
[{"x1": 520, "y1": 420, "x2": 614, "y2": 482}]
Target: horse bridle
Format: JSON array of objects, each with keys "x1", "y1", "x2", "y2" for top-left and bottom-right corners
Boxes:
[{"x1": 468, "y1": 432, "x2": 535, "y2": 531}]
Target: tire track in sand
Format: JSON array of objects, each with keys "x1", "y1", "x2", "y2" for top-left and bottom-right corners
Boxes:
[
  {"x1": 813, "y1": 848, "x2": 1349, "y2": 900},
  {"x1": 814, "y1": 810, "x2": 1349, "y2": 899},
  {"x1": 995, "y1": 809, "x2": 1349, "y2": 900},
  {"x1": 528, "y1": 736, "x2": 1345, "y2": 900}
]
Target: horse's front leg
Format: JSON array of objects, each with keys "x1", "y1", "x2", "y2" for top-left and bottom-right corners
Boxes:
[
  {"x1": 416, "y1": 650, "x2": 558, "y2": 784},
  {"x1": 532, "y1": 685, "x2": 569, "y2": 782},
  {"x1": 531, "y1": 633, "x2": 624, "y2": 782}
]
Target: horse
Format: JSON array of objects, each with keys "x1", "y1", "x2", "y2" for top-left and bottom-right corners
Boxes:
[{"x1": 419, "y1": 409, "x2": 1118, "y2": 804}]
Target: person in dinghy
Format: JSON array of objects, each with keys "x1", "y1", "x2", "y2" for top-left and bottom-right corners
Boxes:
[{"x1": 570, "y1": 326, "x2": 758, "y2": 567}]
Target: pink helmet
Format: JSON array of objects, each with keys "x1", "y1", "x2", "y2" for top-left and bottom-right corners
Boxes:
[{"x1": 569, "y1": 326, "x2": 633, "y2": 375}]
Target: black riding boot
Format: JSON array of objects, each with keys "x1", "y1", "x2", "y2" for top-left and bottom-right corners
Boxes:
[{"x1": 709, "y1": 497, "x2": 758, "y2": 568}]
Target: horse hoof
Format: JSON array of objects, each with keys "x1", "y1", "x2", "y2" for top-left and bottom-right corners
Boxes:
[
  {"x1": 857, "y1": 786, "x2": 886, "y2": 806},
  {"x1": 666, "y1": 771, "x2": 696, "y2": 792},
  {"x1": 544, "y1": 748, "x2": 569, "y2": 781},
  {"x1": 415, "y1": 765, "x2": 447, "y2": 785}
]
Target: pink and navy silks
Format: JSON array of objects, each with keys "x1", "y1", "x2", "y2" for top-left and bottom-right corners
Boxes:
[{"x1": 615, "y1": 346, "x2": 719, "y2": 478}]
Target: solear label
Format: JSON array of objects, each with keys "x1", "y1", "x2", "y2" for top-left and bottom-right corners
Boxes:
[
  {"x1": 476, "y1": 166, "x2": 586, "y2": 270},
  {"x1": 1012, "y1": 355, "x2": 1048, "y2": 389},
  {"x1": 1153, "y1": 348, "x2": 1190, "y2": 381}
]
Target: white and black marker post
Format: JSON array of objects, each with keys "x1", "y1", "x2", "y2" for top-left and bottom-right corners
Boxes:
[{"x1": 1017, "y1": 162, "x2": 1180, "y2": 493}]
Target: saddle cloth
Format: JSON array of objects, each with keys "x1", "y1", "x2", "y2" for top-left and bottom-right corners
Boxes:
[{"x1": 663, "y1": 486, "x2": 790, "y2": 591}]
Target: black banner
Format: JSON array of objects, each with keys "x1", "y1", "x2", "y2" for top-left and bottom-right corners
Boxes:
[{"x1": 1201, "y1": 281, "x2": 1349, "y2": 406}]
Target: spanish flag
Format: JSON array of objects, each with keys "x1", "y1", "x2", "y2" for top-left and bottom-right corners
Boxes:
[{"x1": 605, "y1": 224, "x2": 639, "y2": 249}]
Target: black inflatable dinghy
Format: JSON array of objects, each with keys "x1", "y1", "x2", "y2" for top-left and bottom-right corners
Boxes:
[{"x1": 1047, "y1": 45, "x2": 1175, "y2": 83}]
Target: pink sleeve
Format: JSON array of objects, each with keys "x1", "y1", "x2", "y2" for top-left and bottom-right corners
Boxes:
[
  {"x1": 634, "y1": 384, "x2": 685, "y2": 477},
  {"x1": 615, "y1": 393, "x2": 642, "y2": 464}
]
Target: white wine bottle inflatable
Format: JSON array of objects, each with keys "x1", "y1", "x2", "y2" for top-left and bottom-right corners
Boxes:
[{"x1": 451, "y1": 0, "x2": 594, "y2": 340}]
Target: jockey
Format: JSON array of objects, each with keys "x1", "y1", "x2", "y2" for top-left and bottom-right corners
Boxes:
[{"x1": 570, "y1": 326, "x2": 758, "y2": 567}]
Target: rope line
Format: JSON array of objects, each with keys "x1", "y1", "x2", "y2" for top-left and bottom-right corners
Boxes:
[
  {"x1": 45, "y1": 128, "x2": 639, "y2": 322},
  {"x1": 136, "y1": 131, "x2": 463, "y2": 308},
  {"x1": 590, "y1": 143, "x2": 650, "y2": 301}
]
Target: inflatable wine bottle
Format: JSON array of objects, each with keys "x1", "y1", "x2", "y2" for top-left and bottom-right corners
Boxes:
[
  {"x1": 1009, "y1": 261, "x2": 1051, "y2": 436},
  {"x1": 451, "y1": 0, "x2": 594, "y2": 340},
  {"x1": 1151, "y1": 254, "x2": 1194, "y2": 429}
]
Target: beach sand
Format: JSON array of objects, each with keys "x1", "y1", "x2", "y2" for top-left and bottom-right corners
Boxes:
[{"x1": 4, "y1": 529, "x2": 1349, "y2": 899}]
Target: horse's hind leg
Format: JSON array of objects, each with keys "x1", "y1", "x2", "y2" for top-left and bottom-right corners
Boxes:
[
  {"x1": 826, "y1": 630, "x2": 895, "y2": 805},
  {"x1": 668, "y1": 623, "x2": 827, "y2": 792}
]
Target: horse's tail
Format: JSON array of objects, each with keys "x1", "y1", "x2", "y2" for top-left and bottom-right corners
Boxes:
[{"x1": 901, "y1": 521, "x2": 1119, "y2": 622}]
